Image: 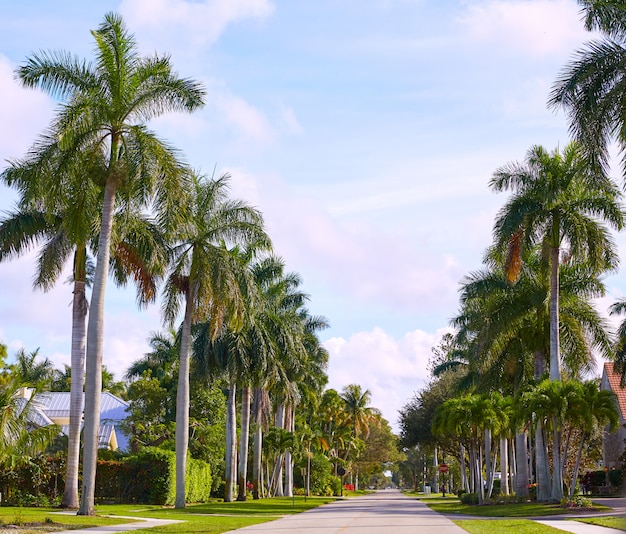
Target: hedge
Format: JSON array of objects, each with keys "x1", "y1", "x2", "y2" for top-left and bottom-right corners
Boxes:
[{"x1": 95, "y1": 447, "x2": 212, "y2": 504}]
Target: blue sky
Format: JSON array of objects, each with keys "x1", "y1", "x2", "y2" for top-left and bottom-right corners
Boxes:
[{"x1": 0, "y1": 0, "x2": 621, "y2": 429}]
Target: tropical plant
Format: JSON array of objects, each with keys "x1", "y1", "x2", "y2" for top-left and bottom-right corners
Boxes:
[
  {"x1": 490, "y1": 142, "x2": 623, "y2": 382},
  {"x1": 549, "y1": 0, "x2": 626, "y2": 174},
  {"x1": 162, "y1": 174, "x2": 270, "y2": 508},
  {"x1": 14, "y1": 12, "x2": 205, "y2": 515}
]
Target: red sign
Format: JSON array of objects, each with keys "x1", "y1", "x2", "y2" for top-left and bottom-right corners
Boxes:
[{"x1": 439, "y1": 464, "x2": 449, "y2": 473}]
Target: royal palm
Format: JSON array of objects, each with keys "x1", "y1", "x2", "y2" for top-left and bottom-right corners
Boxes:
[
  {"x1": 491, "y1": 142, "x2": 623, "y2": 382},
  {"x1": 162, "y1": 174, "x2": 270, "y2": 508},
  {"x1": 15, "y1": 12, "x2": 205, "y2": 514}
]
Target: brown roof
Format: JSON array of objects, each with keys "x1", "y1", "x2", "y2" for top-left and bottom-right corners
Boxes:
[{"x1": 603, "y1": 362, "x2": 626, "y2": 421}]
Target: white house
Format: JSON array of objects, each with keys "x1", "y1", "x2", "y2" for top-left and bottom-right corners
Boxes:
[{"x1": 20, "y1": 389, "x2": 130, "y2": 451}]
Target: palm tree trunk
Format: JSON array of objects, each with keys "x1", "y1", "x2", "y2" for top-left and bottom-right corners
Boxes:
[
  {"x1": 237, "y1": 386, "x2": 251, "y2": 501},
  {"x1": 174, "y1": 289, "x2": 195, "y2": 508},
  {"x1": 514, "y1": 431, "x2": 529, "y2": 497},
  {"x1": 274, "y1": 403, "x2": 285, "y2": 497},
  {"x1": 570, "y1": 431, "x2": 586, "y2": 500},
  {"x1": 433, "y1": 447, "x2": 439, "y2": 493},
  {"x1": 284, "y1": 405, "x2": 294, "y2": 497},
  {"x1": 224, "y1": 382, "x2": 237, "y2": 502},
  {"x1": 500, "y1": 437, "x2": 509, "y2": 495},
  {"x1": 460, "y1": 444, "x2": 469, "y2": 493},
  {"x1": 549, "y1": 246, "x2": 561, "y2": 381},
  {"x1": 536, "y1": 421, "x2": 551, "y2": 502},
  {"x1": 551, "y1": 417, "x2": 564, "y2": 502},
  {"x1": 484, "y1": 429, "x2": 492, "y2": 497},
  {"x1": 62, "y1": 274, "x2": 87, "y2": 509},
  {"x1": 252, "y1": 423, "x2": 262, "y2": 499},
  {"x1": 78, "y1": 178, "x2": 117, "y2": 516}
]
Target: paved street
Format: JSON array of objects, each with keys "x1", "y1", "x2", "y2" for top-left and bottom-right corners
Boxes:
[
  {"x1": 226, "y1": 489, "x2": 467, "y2": 533},
  {"x1": 49, "y1": 492, "x2": 626, "y2": 534}
]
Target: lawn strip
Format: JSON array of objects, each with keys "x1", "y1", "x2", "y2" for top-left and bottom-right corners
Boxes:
[
  {"x1": 0, "y1": 506, "x2": 133, "y2": 532},
  {"x1": 454, "y1": 519, "x2": 567, "y2": 534},
  {"x1": 412, "y1": 494, "x2": 610, "y2": 517}
]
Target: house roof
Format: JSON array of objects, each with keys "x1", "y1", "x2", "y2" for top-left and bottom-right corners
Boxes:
[
  {"x1": 29, "y1": 391, "x2": 130, "y2": 451},
  {"x1": 602, "y1": 362, "x2": 626, "y2": 421}
]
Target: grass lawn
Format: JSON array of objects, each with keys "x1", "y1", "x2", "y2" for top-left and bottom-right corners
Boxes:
[
  {"x1": 576, "y1": 516, "x2": 626, "y2": 531},
  {"x1": 0, "y1": 496, "x2": 336, "y2": 533},
  {"x1": 97, "y1": 496, "x2": 337, "y2": 533},
  {"x1": 454, "y1": 519, "x2": 567, "y2": 534},
  {"x1": 0, "y1": 507, "x2": 132, "y2": 533},
  {"x1": 408, "y1": 493, "x2": 611, "y2": 517}
]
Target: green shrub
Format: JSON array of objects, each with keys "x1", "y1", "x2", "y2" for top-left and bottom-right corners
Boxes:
[
  {"x1": 95, "y1": 447, "x2": 212, "y2": 504},
  {"x1": 328, "y1": 475, "x2": 342, "y2": 497},
  {"x1": 460, "y1": 492, "x2": 479, "y2": 505},
  {"x1": 561, "y1": 495, "x2": 593, "y2": 508}
]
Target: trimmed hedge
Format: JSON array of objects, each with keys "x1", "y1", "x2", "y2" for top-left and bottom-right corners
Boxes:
[{"x1": 95, "y1": 447, "x2": 211, "y2": 504}]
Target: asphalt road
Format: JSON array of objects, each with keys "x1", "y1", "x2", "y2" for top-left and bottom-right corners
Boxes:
[{"x1": 226, "y1": 489, "x2": 467, "y2": 533}]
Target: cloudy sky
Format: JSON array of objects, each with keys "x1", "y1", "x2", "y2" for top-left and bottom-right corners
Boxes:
[{"x1": 0, "y1": 0, "x2": 623, "y2": 430}]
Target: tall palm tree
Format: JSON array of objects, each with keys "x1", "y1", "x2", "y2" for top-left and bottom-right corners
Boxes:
[
  {"x1": 567, "y1": 380, "x2": 618, "y2": 499},
  {"x1": 0, "y1": 183, "x2": 167, "y2": 508},
  {"x1": 549, "y1": 0, "x2": 626, "y2": 175},
  {"x1": 490, "y1": 142, "x2": 623, "y2": 381},
  {"x1": 450, "y1": 246, "x2": 613, "y2": 500},
  {"x1": 15, "y1": 12, "x2": 205, "y2": 515},
  {"x1": 162, "y1": 174, "x2": 270, "y2": 508}
]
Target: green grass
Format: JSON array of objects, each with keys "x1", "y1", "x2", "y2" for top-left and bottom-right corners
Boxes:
[
  {"x1": 576, "y1": 516, "x2": 626, "y2": 531},
  {"x1": 96, "y1": 496, "x2": 337, "y2": 533},
  {"x1": 0, "y1": 507, "x2": 132, "y2": 533},
  {"x1": 409, "y1": 493, "x2": 611, "y2": 517},
  {"x1": 0, "y1": 497, "x2": 336, "y2": 533},
  {"x1": 454, "y1": 519, "x2": 566, "y2": 534}
]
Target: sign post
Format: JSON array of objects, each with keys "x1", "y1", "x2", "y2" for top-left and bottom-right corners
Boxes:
[{"x1": 439, "y1": 464, "x2": 448, "y2": 497}]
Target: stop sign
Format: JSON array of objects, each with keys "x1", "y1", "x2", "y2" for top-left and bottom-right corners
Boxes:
[{"x1": 439, "y1": 463, "x2": 449, "y2": 473}]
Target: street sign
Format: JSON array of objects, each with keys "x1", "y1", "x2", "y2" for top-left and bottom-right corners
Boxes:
[{"x1": 439, "y1": 464, "x2": 449, "y2": 473}]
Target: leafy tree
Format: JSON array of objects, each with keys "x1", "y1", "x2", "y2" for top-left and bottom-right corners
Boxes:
[
  {"x1": 490, "y1": 142, "x2": 623, "y2": 382},
  {"x1": 14, "y1": 13, "x2": 205, "y2": 515},
  {"x1": 162, "y1": 174, "x2": 270, "y2": 508},
  {"x1": 550, "y1": 0, "x2": 626, "y2": 175}
]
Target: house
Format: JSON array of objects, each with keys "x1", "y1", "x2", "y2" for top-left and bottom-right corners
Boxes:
[
  {"x1": 600, "y1": 362, "x2": 626, "y2": 468},
  {"x1": 20, "y1": 389, "x2": 130, "y2": 451}
]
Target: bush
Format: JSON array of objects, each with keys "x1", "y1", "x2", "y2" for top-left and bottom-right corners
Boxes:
[
  {"x1": 95, "y1": 447, "x2": 212, "y2": 504},
  {"x1": 460, "y1": 492, "x2": 479, "y2": 505},
  {"x1": 328, "y1": 476, "x2": 342, "y2": 497},
  {"x1": 561, "y1": 495, "x2": 593, "y2": 508}
]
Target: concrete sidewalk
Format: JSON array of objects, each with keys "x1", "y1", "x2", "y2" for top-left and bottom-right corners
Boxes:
[
  {"x1": 47, "y1": 515, "x2": 183, "y2": 534},
  {"x1": 537, "y1": 519, "x2": 625, "y2": 533}
]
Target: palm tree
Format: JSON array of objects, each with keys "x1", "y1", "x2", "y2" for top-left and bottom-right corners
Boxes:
[
  {"x1": 567, "y1": 380, "x2": 618, "y2": 499},
  {"x1": 450, "y1": 246, "x2": 613, "y2": 500},
  {"x1": 521, "y1": 380, "x2": 582, "y2": 501},
  {"x1": 15, "y1": 12, "x2": 205, "y2": 515},
  {"x1": 491, "y1": 142, "x2": 623, "y2": 381},
  {"x1": 162, "y1": 174, "x2": 270, "y2": 508},
  {"x1": 0, "y1": 374, "x2": 59, "y2": 480},
  {"x1": 549, "y1": 0, "x2": 626, "y2": 174},
  {"x1": 0, "y1": 183, "x2": 167, "y2": 508}
]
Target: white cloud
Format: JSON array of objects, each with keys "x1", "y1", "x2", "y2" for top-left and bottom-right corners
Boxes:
[
  {"x1": 227, "y1": 167, "x2": 467, "y2": 316},
  {"x1": 119, "y1": 0, "x2": 275, "y2": 48},
  {"x1": 324, "y1": 326, "x2": 452, "y2": 429},
  {"x1": 215, "y1": 92, "x2": 275, "y2": 142},
  {"x1": 457, "y1": 0, "x2": 589, "y2": 58}
]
